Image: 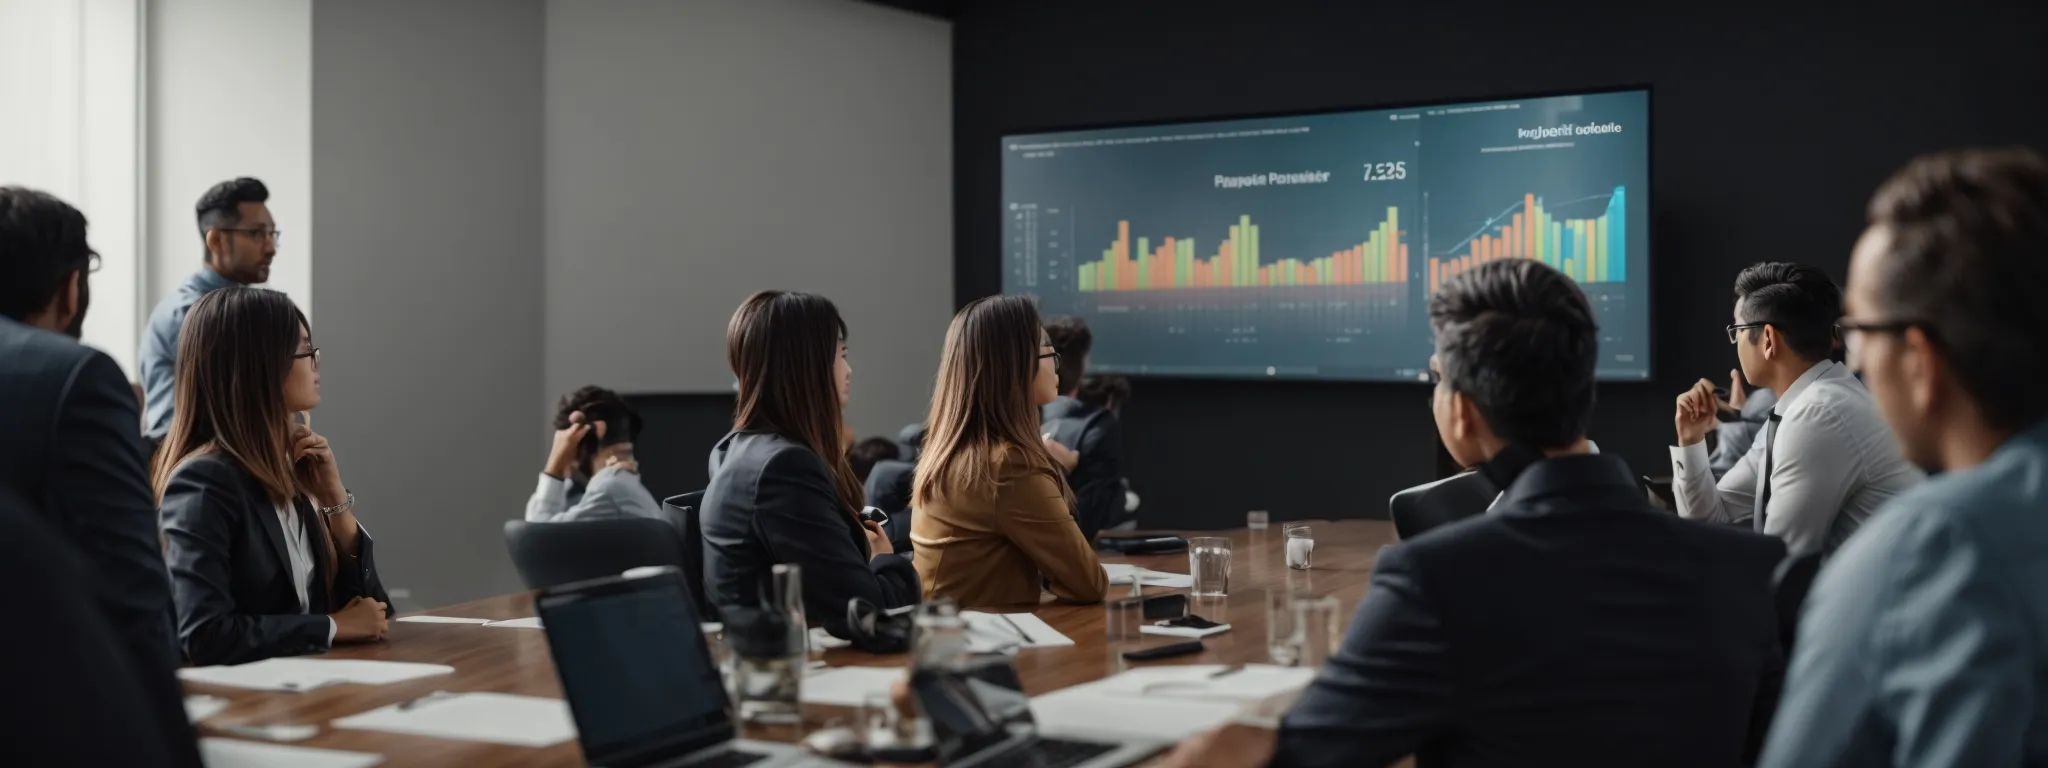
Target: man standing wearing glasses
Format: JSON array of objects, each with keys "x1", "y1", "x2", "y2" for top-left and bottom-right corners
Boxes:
[
  {"x1": 1669, "y1": 261, "x2": 1920, "y2": 556},
  {"x1": 140, "y1": 177, "x2": 278, "y2": 445}
]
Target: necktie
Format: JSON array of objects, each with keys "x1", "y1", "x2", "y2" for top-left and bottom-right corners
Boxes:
[{"x1": 1754, "y1": 413, "x2": 1782, "y2": 532}]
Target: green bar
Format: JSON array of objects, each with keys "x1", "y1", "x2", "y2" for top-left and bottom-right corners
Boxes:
[
  {"x1": 1248, "y1": 220, "x2": 1260, "y2": 285},
  {"x1": 1178, "y1": 239, "x2": 1193, "y2": 288},
  {"x1": 1550, "y1": 221, "x2": 1563, "y2": 269}
]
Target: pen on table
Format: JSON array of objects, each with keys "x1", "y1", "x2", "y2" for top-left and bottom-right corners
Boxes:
[{"x1": 997, "y1": 614, "x2": 1032, "y2": 645}]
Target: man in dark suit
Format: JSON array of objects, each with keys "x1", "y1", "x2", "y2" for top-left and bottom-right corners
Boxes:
[
  {"x1": 0, "y1": 187, "x2": 198, "y2": 765},
  {"x1": 1162, "y1": 259, "x2": 1786, "y2": 768},
  {"x1": 1040, "y1": 317, "x2": 1129, "y2": 539}
]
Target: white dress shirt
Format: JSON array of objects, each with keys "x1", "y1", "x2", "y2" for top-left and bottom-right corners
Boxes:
[
  {"x1": 523, "y1": 465, "x2": 664, "y2": 522},
  {"x1": 1670, "y1": 360, "x2": 1922, "y2": 555},
  {"x1": 276, "y1": 503, "x2": 338, "y2": 644}
]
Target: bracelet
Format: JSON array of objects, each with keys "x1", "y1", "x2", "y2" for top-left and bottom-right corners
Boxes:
[{"x1": 319, "y1": 491, "x2": 355, "y2": 518}]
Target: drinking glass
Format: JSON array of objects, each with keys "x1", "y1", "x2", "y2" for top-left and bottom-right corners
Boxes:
[
  {"x1": 735, "y1": 564, "x2": 806, "y2": 724},
  {"x1": 1246, "y1": 510, "x2": 1270, "y2": 530},
  {"x1": 1187, "y1": 537, "x2": 1233, "y2": 597},
  {"x1": 860, "y1": 690, "x2": 903, "y2": 749},
  {"x1": 1264, "y1": 589, "x2": 1301, "y2": 667},
  {"x1": 1293, "y1": 596, "x2": 1341, "y2": 668},
  {"x1": 1284, "y1": 523, "x2": 1314, "y2": 570}
]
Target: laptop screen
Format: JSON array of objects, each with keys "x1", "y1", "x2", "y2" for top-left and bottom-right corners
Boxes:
[
  {"x1": 540, "y1": 573, "x2": 731, "y2": 763},
  {"x1": 911, "y1": 656, "x2": 1035, "y2": 762}
]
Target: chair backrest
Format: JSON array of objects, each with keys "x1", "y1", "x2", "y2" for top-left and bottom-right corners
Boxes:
[
  {"x1": 659, "y1": 491, "x2": 715, "y2": 618},
  {"x1": 1772, "y1": 550, "x2": 1822, "y2": 650},
  {"x1": 503, "y1": 517, "x2": 690, "y2": 592},
  {"x1": 1389, "y1": 470, "x2": 1499, "y2": 539}
]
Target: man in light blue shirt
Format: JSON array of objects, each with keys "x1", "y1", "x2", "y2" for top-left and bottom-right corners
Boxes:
[
  {"x1": 1761, "y1": 147, "x2": 2048, "y2": 767},
  {"x1": 139, "y1": 178, "x2": 275, "y2": 443}
]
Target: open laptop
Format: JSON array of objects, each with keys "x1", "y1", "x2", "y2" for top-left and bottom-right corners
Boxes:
[
  {"x1": 913, "y1": 656, "x2": 1163, "y2": 768},
  {"x1": 537, "y1": 566, "x2": 843, "y2": 768}
]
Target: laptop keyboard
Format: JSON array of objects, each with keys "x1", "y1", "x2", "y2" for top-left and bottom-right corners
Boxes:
[
  {"x1": 987, "y1": 737, "x2": 1121, "y2": 768},
  {"x1": 688, "y1": 749, "x2": 770, "y2": 768}
]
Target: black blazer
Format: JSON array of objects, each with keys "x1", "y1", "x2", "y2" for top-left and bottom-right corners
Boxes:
[
  {"x1": 702, "y1": 430, "x2": 918, "y2": 639},
  {"x1": 1274, "y1": 455, "x2": 1786, "y2": 768},
  {"x1": 862, "y1": 459, "x2": 916, "y2": 552},
  {"x1": 1040, "y1": 396, "x2": 1128, "y2": 539},
  {"x1": 0, "y1": 319, "x2": 197, "y2": 766},
  {"x1": 161, "y1": 453, "x2": 389, "y2": 666}
]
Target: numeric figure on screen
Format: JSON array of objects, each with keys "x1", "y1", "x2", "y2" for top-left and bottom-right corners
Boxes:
[{"x1": 1160, "y1": 259, "x2": 1786, "y2": 768}]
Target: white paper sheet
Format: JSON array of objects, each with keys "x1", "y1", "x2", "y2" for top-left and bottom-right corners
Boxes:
[
  {"x1": 395, "y1": 615, "x2": 492, "y2": 625},
  {"x1": 185, "y1": 695, "x2": 229, "y2": 722},
  {"x1": 482, "y1": 616, "x2": 544, "y2": 629},
  {"x1": 179, "y1": 659, "x2": 455, "y2": 692},
  {"x1": 1075, "y1": 664, "x2": 1316, "y2": 704},
  {"x1": 331, "y1": 692, "x2": 576, "y2": 748},
  {"x1": 199, "y1": 738, "x2": 384, "y2": 768},
  {"x1": 1139, "y1": 622, "x2": 1233, "y2": 639},
  {"x1": 1102, "y1": 563, "x2": 1139, "y2": 583},
  {"x1": 1101, "y1": 564, "x2": 1195, "y2": 589},
  {"x1": 800, "y1": 665, "x2": 903, "y2": 707},
  {"x1": 961, "y1": 611, "x2": 1074, "y2": 652},
  {"x1": 1028, "y1": 687, "x2": 1242, "y2": 741}
]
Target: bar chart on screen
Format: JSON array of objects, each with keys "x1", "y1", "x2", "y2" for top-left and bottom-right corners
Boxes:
[
  {"x1": 1428, "y1": 187, "x2": 1627, "y2": 294},
  {"x1": 1076, "y1": 207, "x2": 1408, "y2": 292}
]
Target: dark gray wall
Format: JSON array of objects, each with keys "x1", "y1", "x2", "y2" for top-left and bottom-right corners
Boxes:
[
  {"x1": 953, "y1": 2, "x2": 2048, "y2": 529},
  {"x1": 311, "y1": 0, "x2": 545, "y2": 606}
]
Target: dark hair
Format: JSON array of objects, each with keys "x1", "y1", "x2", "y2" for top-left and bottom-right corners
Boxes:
[
  {"x1": 1430, "y1": 259, "x2": 1598, "y2": 450},
  {"x1": 847, "y1": 437, "x2": 900, "y2": 484},
  {"x1": 1043, "y1": 316, "x2": 1093, "y2": 394},
  {"x1": 1075, "y1": 374, "x2": 1130, "y2": 412},
  {"x1": 0, "y1": 187, "x2": 96, "y2": 323},
  {"x1": 553, "y1": 385, "x2": 642, "y2": 476},
  {"x1": 1732, "y1": 262, "x2": 1842, "y2": 361},
  {"x1": 1866, "y1": 147, "x2": 2048, "y2": 431},
  {"x1": 727, "y1": 291, "x2": 864, "y2": 517},
  {"x1": 917, "y1": 295, "x2": 1074, "y2": 507},
  {"x1": 153, "y1": 287, "x2": 338, "y2": 599},
  {"x1": 195, "y1": 177, "x2": 270, "y2": 259}
]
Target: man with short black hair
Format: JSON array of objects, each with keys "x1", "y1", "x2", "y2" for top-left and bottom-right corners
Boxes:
[
  {"x1": 0, "y1": 187, "x2": 199, "y2": 766},
  {"x1": 1040, "y1": 316, "x2": 1130, "y2": 538},
  {"x1": 1161, "y1": 260, "x2": 1785, "y2": 768},
  {"x1": 1670, "y1": 261, "x2": 1920, "y2": 555},
  {"x1": 139, "y1": 177, "x2": 276, "y2": 443},
  {"x1": 1761, "y1": 147, "x2": 2048, "y2": 767}
]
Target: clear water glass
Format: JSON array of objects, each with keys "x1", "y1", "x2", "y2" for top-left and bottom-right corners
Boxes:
[
  {"x1": 1187, "y1": 537, "x2": 1233, "y2": 597},
  {"x1": 860, "y1": 690, "x2": 903, "y2": 749},
  {"x1": 1293, "y1": 595, "x2": 1342, "y2": 668},
  {"x1": 1284, "y1": 523, "x2": 1314, "y2": 570},
  {"x1": 736, "y1": 564, "x2": 806, "y2": 724},
  {"x1": 1265, "y1": 589, "x2": 1301, "y2": 667},
  {"x1": 1246, "y1": 510, "x2": 1270, "y2": 530}
]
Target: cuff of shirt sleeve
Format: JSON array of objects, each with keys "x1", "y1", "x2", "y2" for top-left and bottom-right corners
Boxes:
[
  {"x1": 535, "y1": 473, "x2": 566, "y2": 497},
  {"x1": 326, "y1": 617, "x2": 338, "y2": 646},
  {"x1": 1670, "y1": 440, "x2": 1711, "y2": 477}
]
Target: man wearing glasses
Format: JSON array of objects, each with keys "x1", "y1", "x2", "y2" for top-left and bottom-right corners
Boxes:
[
  {"x1": 139, "y1": 177, "x2": 279, "y2": 446},
  {"x1": 1668, "y1": 261, "x2": 1920, "y2": 556}
]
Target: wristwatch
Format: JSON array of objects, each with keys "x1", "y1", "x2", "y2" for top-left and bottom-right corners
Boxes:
[{"x1": 318, "y1": 491, "x2": 355, "y2": 518}]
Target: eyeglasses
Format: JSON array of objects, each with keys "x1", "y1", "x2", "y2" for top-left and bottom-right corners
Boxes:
[
  {"x1": 1725, "y1": 322, "x2": 1770, "y2": 344},
  {"x1": 291, "y1": 347, "x2": 321, "y2": 366},
  {"x1": 219, "y1": 227, "x2": 282, "y2": 244},
  {"x1": 1038, "y1": 350, "x2": 1062, "y2": 366},
  {"x1": 1836, "y1": 318, "x2": 1933, "y2": 347}
]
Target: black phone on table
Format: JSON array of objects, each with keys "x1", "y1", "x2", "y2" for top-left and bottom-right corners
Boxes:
[{"x1": 1121, "y1": 640, "x2": 1204, "y2": 661}]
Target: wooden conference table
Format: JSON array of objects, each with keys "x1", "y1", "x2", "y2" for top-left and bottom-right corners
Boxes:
[{"x1": 184, "y1": 520, "x2": 1397, "y2": 767}]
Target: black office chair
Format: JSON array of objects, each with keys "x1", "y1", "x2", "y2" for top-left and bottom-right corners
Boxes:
[
  {"x1": 1389, "y1": 470, "x2": 1499, "y2": 540},
  {"x1": 503, "y1": 517, "x2": 691, "y2": 592},
  {"x1": 1741, "y1": 549, "x2": 1824, "y2": 765},
  {"x1": 658, "y1": 492, "x2": 716, "y2": 618}
]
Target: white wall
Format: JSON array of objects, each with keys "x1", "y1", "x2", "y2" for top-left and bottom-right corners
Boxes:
[
  {"x1": 544, "y1": 0, "x2": 954, "y2": 438},
  {"x1": 0, "y1": 0, "x2": 144, "y2": 376},
  {"x1": 146, "y1": 0, "x2": 312, "y2": 317},
  {"x1": 310, "y1": 0, "x2": 545, "y2": 608}
]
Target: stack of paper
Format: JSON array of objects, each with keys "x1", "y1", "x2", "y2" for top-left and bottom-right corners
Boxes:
[
  {"x1": 1101, "y1": 563, "x2": 1195, "y2": 589},
  {"x1": 1075, "y1": 664, "x2": 1315, "y2": 704},
  {"x1": 482, "y1": 616, "x2": 543, "y2": 629},
  {"x1": 199, "y1": 738, "x2": 384, "y2": 768},
  {"x1": 179, "y1": 659, "x2": 455, "y2": 692},
  {"x1": 800, "y1": 665, "x2": 903, "y2": 706},
  {"x1": 332, "y1": 692, "x2": 576, "y2": 748},
  {"x1": 961, "y1": 611, "x2": 1073, "y2": 652},
  {"x1": 1028, "y1": 687, "x2": 1243, "y2": 742}
]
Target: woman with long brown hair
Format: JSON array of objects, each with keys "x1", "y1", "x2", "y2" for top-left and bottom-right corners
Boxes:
[
  {"x1": 157, "y1": 287, "x2": 389, "y2": 665},
  {"x1": 912, "y1": 295, "x2": 1108, "y2": 608},
  {"x1": 700, "y1": 290, "x2": 917, "y2": 639}
]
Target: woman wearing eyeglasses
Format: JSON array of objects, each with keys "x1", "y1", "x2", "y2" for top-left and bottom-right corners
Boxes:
[
  {"x1": 911, "y1": 295, "x2": 1108, "y2": 610},
  {"x1": 156, "y1": 287, "x2": 390, "y2": 666}
]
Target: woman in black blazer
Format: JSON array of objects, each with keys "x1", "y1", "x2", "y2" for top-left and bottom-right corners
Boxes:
[
  {"x1": 155, "y1": 288, "x2": 389, "y2": 666},
  {"x1": 702, "y1": 291, "x2": 918, "y2": 639}
]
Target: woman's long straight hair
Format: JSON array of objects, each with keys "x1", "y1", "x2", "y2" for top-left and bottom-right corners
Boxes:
[
  {"x1": 727, "y1": 290, "x2": 865, "y2": 519},
  {"x1": 152, "y1": 286, "x2": 337, "y2": 600},
  {"x1": 914, "y1": 294, "x2": 1075, "y2": 508}
]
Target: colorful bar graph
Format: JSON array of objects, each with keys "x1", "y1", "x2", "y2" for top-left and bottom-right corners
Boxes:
[
  {"x1": 1077, "y1": 208, "x2": 1407, "y2": 291},
  {"x1": 1426, "y1": 186, "x2": 1627, "y2": 294}
]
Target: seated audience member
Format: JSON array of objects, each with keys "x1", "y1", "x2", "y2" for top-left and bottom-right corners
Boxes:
[
  {"x1": 701, "y1": 291, "x2": 917, "y2": 639},
  {"x1": 1711, "y1": 369, "x2": 1778, "y2": 479},
  {"x1": 1039, "y1": 317, "x2": 1131, "y2": 538},
  {"x1": 141, "y1": 177, "x2": 277, "y2": 446},
  {"x1": 1162, "y1": 259, "x2": 1785, "y2": 768},
  {"x1": 1762, "y1": 147, "x2": 2048, "y2": 767},
  {"x1": 1076, "y1": 374, "x2": 1141, "y2": 515},
  {"x1": 912, "y1": 296, "x2": 1108, "y2": 609},
  {"x1": 848, "y1": 436, "x2": 900, "y2": 485},
  {"x1": 1670, "y1": 262, "x2": 1921, "y2": 555},
  {"x1": 897, "y1": 421, "x2": 928, "y2": 462},
  {"x1": 853, "y1": 437, "x2": 913, "y2": 550},
  {"x1": 158, "y1": 287, "x2": 391, "y2": 665},
  {"x1": 0, "y1": 187, "x2": 199, "y2": 766},
  {"x1": 0, "y1": 487, "x2": 192, "y2": 766},
  {"x1": 526, "y1": 385, "x2": 660, "y2": 522}
]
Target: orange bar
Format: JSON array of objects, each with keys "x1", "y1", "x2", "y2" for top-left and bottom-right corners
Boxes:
[
  {"x1": 1115, "y1": 221, "x2": 1130, "y2": 290},
  {"x1": 1508, "y1": 217, "x2": 1521, "y2": 257},
  {"x1": 1400, "y1": 243, "x2": 1409, "y2": 281},
  {"x1": 1219, "y1": 244, "x2": 1234, "y2": 288}
]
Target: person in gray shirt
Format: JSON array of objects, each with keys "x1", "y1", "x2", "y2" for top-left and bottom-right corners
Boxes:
[
  {"x1": 1709, "y1": 369, "x2": 1777, "y2": 479},
  {"x1": 525, "y1": 386, "x2": 660, "y2": 522},
  {"x1": 1762, "y1": 147, "x2": 2048, "y2": 767},
  {"x1": 139, "y1": 178, "x2": 274, "y2": 444}
]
